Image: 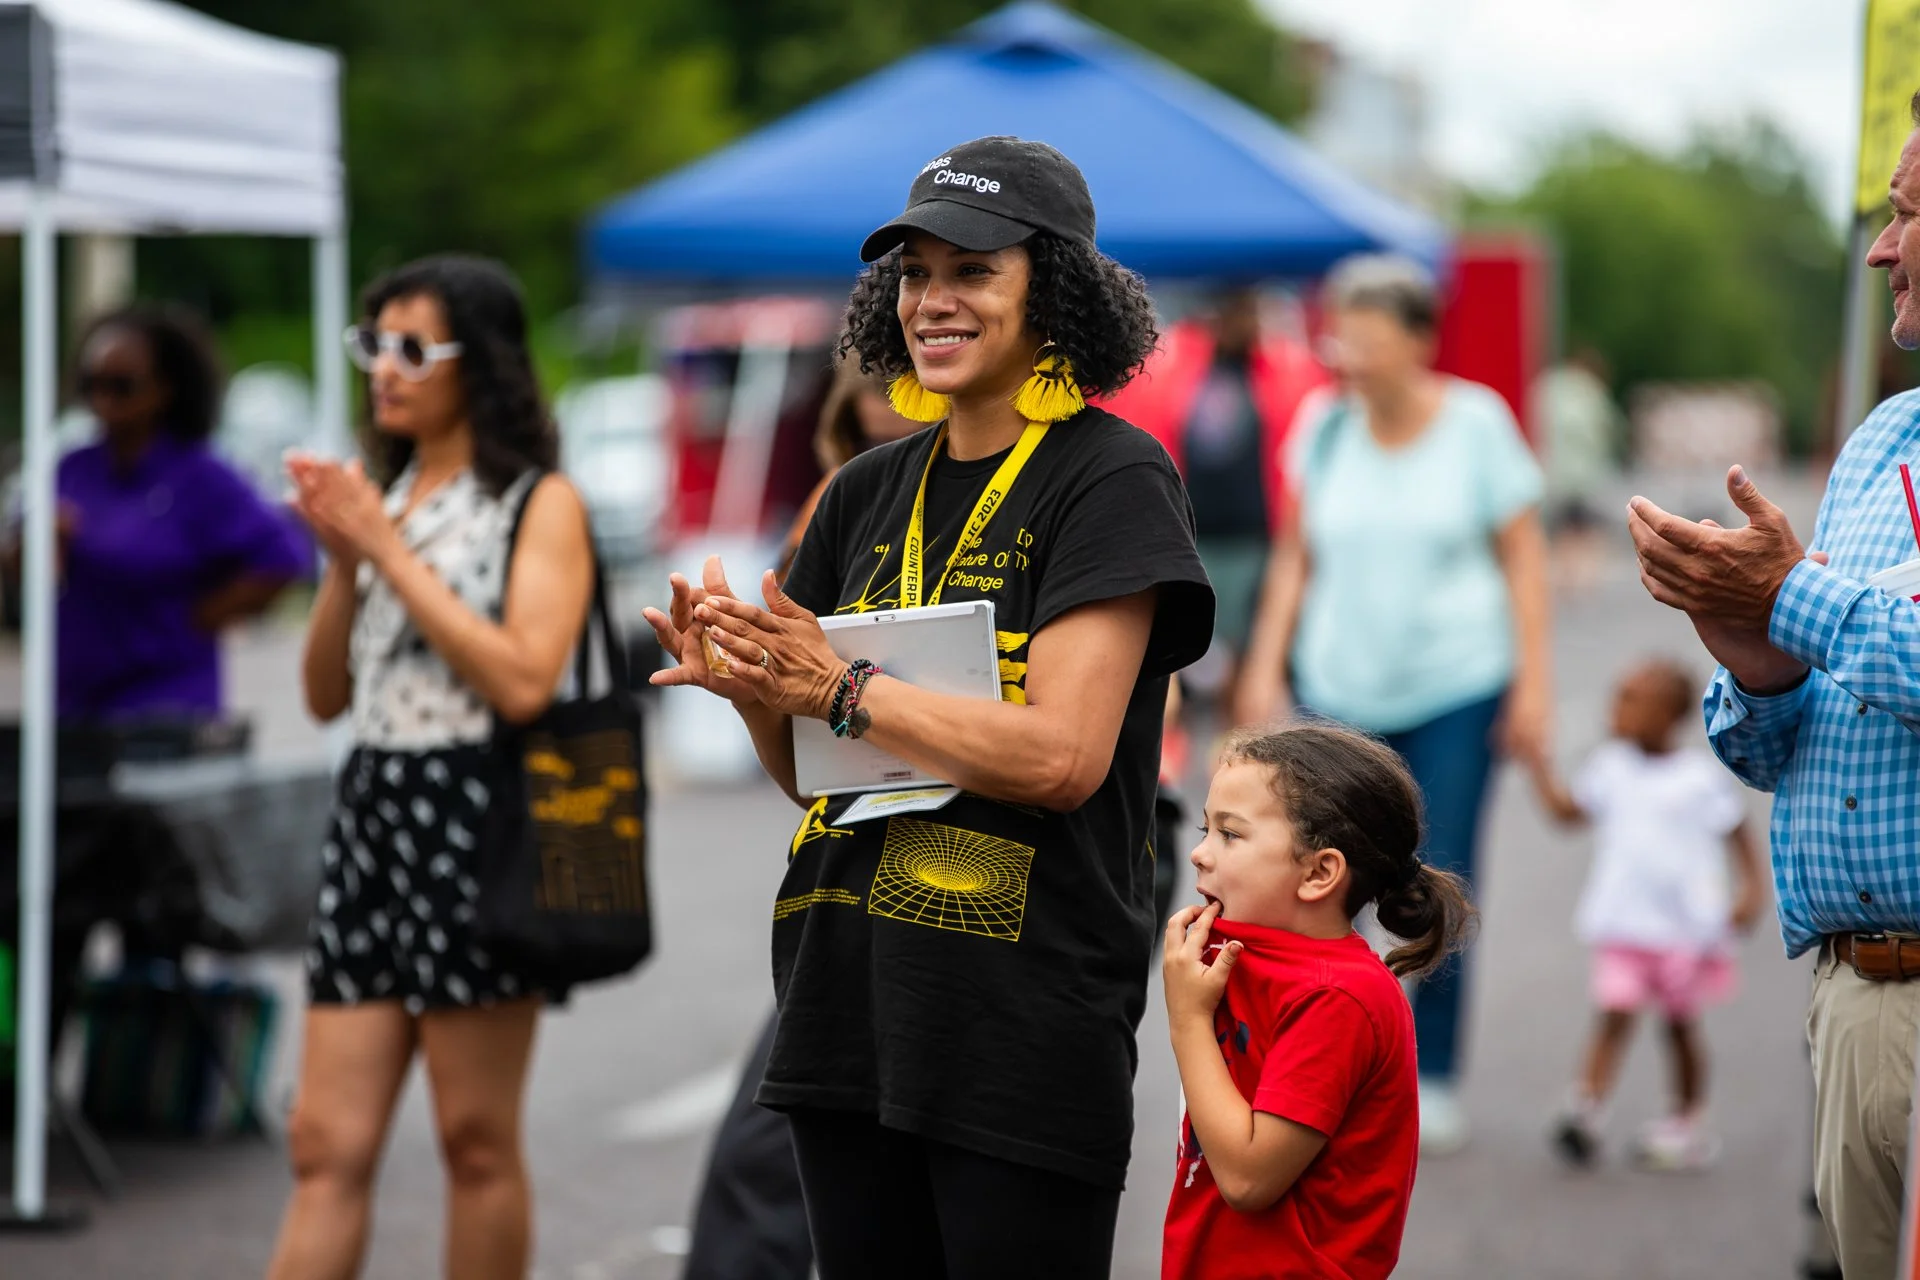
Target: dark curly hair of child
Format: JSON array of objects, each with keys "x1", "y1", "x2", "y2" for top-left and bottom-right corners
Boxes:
[
  {"x1": 835, "y1": 232, "x2": 1159, "y2": 398},
  {"x1": 1222, "y1": 722, "x2": 1479, "y2": 978}
]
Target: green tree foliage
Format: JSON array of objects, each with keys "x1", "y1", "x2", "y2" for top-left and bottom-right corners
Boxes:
[
  {"x1": 156, "y1": 0, "x2": 740, "y2": 318},
  {"x1": 683, "y1": 0, "x2": 1308, "y2": 129},
  {"x1": 1482, "y1": 122, "x2": 1846, "y2": 454},
  {"x1": 153, "y1": 0, "x2": 1303, "y2": 321}
]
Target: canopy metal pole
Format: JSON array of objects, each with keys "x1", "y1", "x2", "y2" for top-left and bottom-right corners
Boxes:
[
  {"x1": 1836, "y1": 215, "x2": 1882, "y2": 449},
  {"x1": 14, "y1": 183, "x2": 58, "y2": 1221},
  {"x1": 312, "y1": 229, "x2": 348, "y2": 455},
  {"x1": 709, "y1": 313, "x2": 795, "y2": 536}
]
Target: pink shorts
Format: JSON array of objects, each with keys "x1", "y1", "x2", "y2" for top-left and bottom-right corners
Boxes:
[{"x1": 1592, "y1": 945, "x2": 1737, "y2": 1020}]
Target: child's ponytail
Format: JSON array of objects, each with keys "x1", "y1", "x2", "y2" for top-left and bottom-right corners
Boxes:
[
  {"x1": 1220, "y1": 722, "x2": 1480, "y2": 979},
  {"x1": 1374, "y1": 862, "x2": 1475, "y2": 979}
]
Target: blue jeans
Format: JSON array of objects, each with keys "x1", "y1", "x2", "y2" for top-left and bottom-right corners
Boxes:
[{"x1": 1378, "y1": 691, "x2": 1505, "y2": 1081}]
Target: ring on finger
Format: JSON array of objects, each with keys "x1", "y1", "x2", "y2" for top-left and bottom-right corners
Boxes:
[{"x1": 759, "y1": 648, "x2": 772, "y2": 670}]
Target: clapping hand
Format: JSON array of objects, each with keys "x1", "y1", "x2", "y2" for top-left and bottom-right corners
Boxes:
[
  {"x1": 1628, "y1": 466, "x2": 1818, "y2": 694},
  {"x1": 1628, "y1": 466, "x2": 1808, "y2": 627},
  {"x1": 643, "y1": 556, "x2": 762, "y2": 705},
  {"x1": 286, "y1": 453, "x2": 398, "y2": 569},
  {"x1": 696, "y1": 572, "x2": 847, "y2": 722}
]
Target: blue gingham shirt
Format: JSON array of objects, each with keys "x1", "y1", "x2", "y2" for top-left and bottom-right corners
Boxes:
[{"x1": 1706, "y1": 389, "x2": 1920, "y2": 956}]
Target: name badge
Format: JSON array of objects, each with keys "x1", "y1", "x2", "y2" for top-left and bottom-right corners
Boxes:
[{"x1": 837, "y1": 786, "x2": 961, "y2": 825}]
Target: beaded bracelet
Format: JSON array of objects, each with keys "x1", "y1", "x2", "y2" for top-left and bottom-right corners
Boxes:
[
  {"x1": 833, "y1": 664, "x2": 881, "y2": 739},
  {"x1": 831, "y1": 660, "x2": 882, "y2": 739},
  {"x1": 829, "y1": 658, "x2": 872, "y2": 726}
]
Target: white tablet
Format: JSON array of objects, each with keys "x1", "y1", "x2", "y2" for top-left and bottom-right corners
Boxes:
[{"x1": 792, "y1": 600, "x2": 1002, "y2": 797}]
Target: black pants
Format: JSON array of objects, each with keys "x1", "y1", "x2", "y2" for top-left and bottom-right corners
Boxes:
[
  {"x1": 787, "y1": 1108, "x2": 1122, "y2": 1280},
  {"x1": 683, "y1": 1012, "x2": 813, "y2": 1280}
]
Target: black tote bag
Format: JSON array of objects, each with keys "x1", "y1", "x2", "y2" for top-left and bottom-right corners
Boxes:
[{"x1": 475, "y1": 477, "x2": 652, "y2": 987}]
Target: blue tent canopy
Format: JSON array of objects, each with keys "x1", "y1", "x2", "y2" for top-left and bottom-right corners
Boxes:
[{"x1": 585, "y1": 2, "x2": 1445, "y2": 285}]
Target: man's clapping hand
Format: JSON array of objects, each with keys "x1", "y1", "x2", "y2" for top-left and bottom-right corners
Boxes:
[{"x1": 1629, "y1": 466, "x2": 1818, "y2": 695}]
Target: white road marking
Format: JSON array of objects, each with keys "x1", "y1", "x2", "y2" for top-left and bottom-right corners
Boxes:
[
  {"x1": 649, "y1": 1226, "x2": 693, "y2": 1257},
  {"x1": 607, "y1": 1059, "x2": 743, "y2": 1142}
]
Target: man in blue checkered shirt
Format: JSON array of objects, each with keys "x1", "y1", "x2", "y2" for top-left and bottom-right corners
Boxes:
[{"x1": 1629, "y1": 109, "x2": 1920, "y2": 1279}]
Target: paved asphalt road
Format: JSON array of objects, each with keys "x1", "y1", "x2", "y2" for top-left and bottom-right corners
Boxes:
[{"x1": 0, "y1": 468, "x2": 1833, "y2": 1278}]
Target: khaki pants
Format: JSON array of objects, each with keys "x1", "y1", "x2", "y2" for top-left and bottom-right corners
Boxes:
[{"x1": 1809, "y1": 944, "x2": 1920, "y2": 1279}]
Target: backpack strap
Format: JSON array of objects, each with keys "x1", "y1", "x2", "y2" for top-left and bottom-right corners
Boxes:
[{"x1": 1302, "y1": 396, "x2": 1352, "y2": 494}]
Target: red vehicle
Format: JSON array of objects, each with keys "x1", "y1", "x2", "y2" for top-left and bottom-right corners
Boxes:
[{"x1": 657, "y1": 296, "x2": 839, "y2": 545}]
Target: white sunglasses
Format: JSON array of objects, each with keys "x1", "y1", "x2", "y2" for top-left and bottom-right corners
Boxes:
[{"x1": 343, "y1": 324, "x2": 463, "y2": 381}]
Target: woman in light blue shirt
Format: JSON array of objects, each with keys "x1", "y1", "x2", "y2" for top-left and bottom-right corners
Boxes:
[{"x1": 1238, "y1": 254, "x2": 1552, "y2": 1155}]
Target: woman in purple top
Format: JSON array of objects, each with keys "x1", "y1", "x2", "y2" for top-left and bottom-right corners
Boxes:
[{"x1": 9, "y1": 305, "x2": 313, "y2": 721}]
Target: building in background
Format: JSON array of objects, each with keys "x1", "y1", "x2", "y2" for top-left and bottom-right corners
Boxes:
[{"x1": 1297, "y1": 39, "x2": 1447, "y2": 214}]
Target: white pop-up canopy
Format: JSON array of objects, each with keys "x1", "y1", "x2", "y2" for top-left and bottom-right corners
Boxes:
[
  {"x1": 0, "y1": 0, "x2": 345, "y2": 1224},
  {"x1": 0, "y1": 0, "x2": 341, "y2": 233}
]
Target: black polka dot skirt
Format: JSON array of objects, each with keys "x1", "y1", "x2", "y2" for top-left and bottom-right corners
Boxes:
[{"x1": 307, "y1": 745, "x2": 545, "y2": 1012}]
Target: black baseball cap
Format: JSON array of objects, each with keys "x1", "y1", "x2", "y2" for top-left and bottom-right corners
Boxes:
[{"x1": 859, "y1": 136, "x2": 1096, "y2": 263}]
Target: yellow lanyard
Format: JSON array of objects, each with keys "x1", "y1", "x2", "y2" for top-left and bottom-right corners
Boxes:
[{"x1": 901, "y1": 421, "x2": 1048, "y2": 608}]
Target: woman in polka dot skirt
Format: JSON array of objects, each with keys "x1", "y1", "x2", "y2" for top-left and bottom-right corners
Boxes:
[{"x1": 269, "y1": 255, "x2": 596, "y2": 1280}]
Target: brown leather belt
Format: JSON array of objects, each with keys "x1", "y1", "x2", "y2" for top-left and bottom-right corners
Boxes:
[{"x1": 1830, "y1": 933, "x2": 1920, "y2": 982}]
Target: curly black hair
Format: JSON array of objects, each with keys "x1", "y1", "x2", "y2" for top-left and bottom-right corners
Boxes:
[
  {"x1": 77, "y1": 304, "x2": 224, "y2": 442},
  {"x1": 358, "y1": 254, "x2": 558, "y2": 496},
  {"x1": 836, "y1": 233, "x2": 1158, "y2": 399}
]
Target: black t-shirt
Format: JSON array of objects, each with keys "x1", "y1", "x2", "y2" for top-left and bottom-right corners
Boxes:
[
  {"x1": 761, "y1": 406, "x2": 1214, "y2": 1188},
  {"x1": 1183, "y1": 353, "x2": 1268, "y2": 539}
]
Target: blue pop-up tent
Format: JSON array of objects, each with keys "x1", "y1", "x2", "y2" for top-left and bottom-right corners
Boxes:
[{"x1": 586, "y1": 1, "x2": 1444, "y2": 285}]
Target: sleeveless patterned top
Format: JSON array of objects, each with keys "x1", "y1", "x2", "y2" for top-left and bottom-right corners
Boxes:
[{"x1": 349, "y1": 465, "x2": 538, "y2": 750}]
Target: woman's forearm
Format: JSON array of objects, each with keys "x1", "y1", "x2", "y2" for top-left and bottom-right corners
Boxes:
[
  {"x1": 302, "y1": 560, "x2": 358, "y2": 722},
  {"x1": 369, "y1": 541, "x2": 566, "y2": 723},
  {"x1": 738, "y1": 700, "x2": 805, "y2": 807},
  {"x1": 816, "y1": 593, "x2": 1151, "y2": 811},
  {"x1": 854, "y1": 677, "x2": 1100, "y2": 811},
  {"x1": 1242, "y1": 537, "x2": 1308, "y2": 706},
  {"x1": 697, "y1": 590, "x2": 1149, "y2": 812},
  {"x1": 195, "y1": 573, "x2": 294, "y2": 633},
  {"x1": 1499, "y1": 510, "x2": 1553, "y2": 686}
]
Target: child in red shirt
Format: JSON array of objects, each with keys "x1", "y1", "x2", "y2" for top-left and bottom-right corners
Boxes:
[{"x1": 1162, "y1": 724, "x2": 1477, "y2": 1280}]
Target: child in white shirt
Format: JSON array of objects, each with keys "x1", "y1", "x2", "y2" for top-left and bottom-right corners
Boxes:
[{"x1": 1529, "y1": 658, "x2": 1764, "y2": 1170}]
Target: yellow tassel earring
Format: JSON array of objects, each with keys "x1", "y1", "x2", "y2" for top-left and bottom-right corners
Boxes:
[
  {"x1": 887, "y1": 371, "x2": 950, "y2": 423},
  {"x1": 1012, "y1": 343, "x2": 1086, "y2": 423}
]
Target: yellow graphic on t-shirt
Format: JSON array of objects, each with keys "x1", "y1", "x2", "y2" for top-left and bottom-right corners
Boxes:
[
  {"x1": 773, "y1": 887, "x2": 862, "y2": 920},
  {"x1": 836, "y1": 541, "x2": 908, "y2": 615},
  {"x1": 791, "y1": 796, "x2": 854, "y2": 860},
  {"x1": 868, "y1": 817, "x2": 1035, "y2": 941},
  {"x1": 996, "y1": 631, "x2": 1031, "y2": 704}
]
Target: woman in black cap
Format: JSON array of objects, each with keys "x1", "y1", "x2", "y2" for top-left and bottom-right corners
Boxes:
[{"x1": 647, "y1": 136, "x2": 1213, "y2": 1277}]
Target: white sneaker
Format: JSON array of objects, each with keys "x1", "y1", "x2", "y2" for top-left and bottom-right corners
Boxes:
[
  {"x1": 1419, "y1": 1078, "x2": 1470, "y2": 1156},
  {"x1": 1633, "y1": 1115, "x2": 1720, "y2": 1172}
]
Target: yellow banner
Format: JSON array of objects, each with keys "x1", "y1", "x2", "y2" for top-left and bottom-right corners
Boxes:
[{"x1": 1859, "y1": 0, "x2": 1920, "y2": 214}]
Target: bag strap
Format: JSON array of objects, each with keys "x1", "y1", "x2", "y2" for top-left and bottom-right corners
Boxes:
[
  {"x1": 503, "y1": 471, "x2": 629, "y2": 698},
  {"x1": 1302, "y1": 396, "x2": 1351, "y2": 493}
]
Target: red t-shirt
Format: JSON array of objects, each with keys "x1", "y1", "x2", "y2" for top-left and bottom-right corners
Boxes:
[{"x1": 1163, "y1": 921, "x2": 1418, "y2": 1280}]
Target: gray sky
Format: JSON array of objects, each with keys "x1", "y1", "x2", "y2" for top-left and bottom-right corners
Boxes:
[{"x1": 1264, "y1": 0, "x2": 1864, "y2": 221}]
